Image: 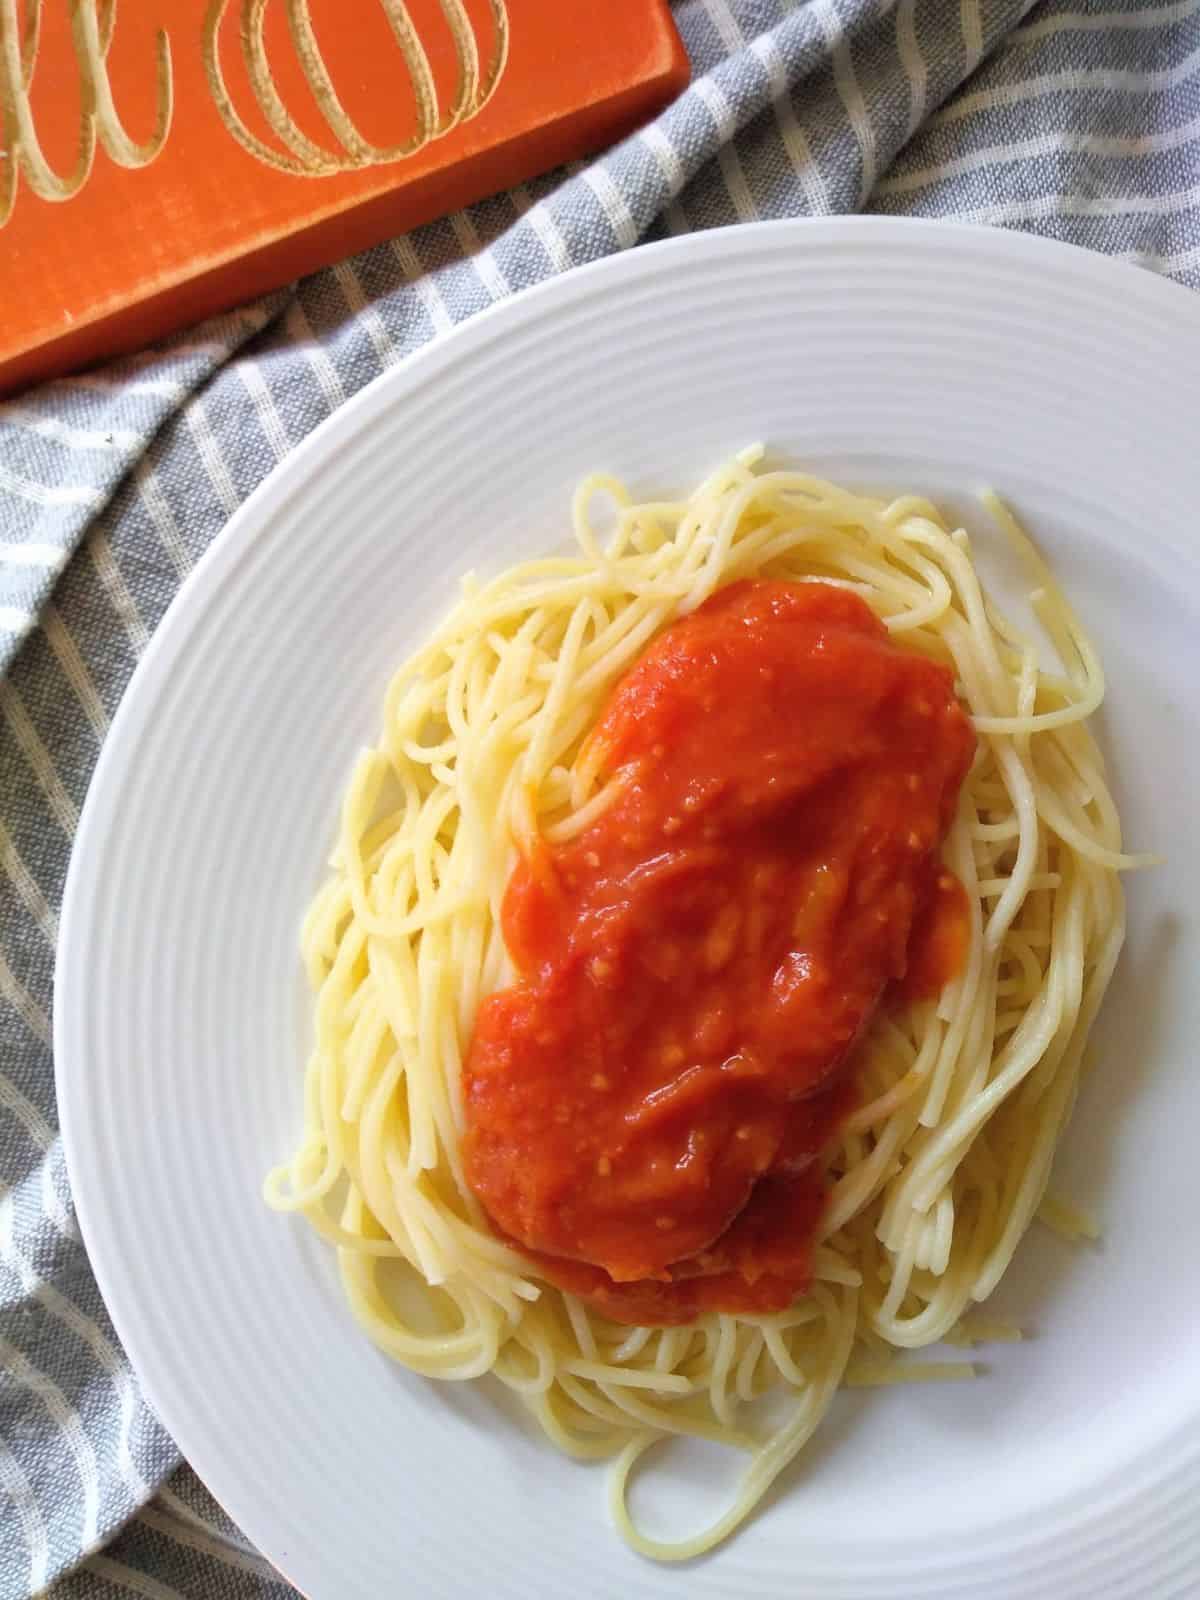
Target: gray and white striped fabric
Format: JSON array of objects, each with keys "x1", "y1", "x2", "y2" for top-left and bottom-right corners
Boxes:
[{"x1": 2, "y1": 1, "x2": 1198, "y2": 1595}]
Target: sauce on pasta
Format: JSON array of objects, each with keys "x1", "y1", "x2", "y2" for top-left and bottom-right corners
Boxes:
[{"x1": 462, "y1": 580, "x2": 976, "y2": 1324}]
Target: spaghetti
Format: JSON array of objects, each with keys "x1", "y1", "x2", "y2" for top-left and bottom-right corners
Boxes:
[{"x1": 267, "y1": 453, "x2": 1145, "y2": 1558}]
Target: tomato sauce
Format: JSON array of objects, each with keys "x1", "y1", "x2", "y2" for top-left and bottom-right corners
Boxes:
[{"x1": 462, "y1": 581, "x2": 976, "y2": 1325}]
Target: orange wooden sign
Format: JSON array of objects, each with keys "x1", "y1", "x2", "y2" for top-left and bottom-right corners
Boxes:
[{"x1": 0, "y1": 2, "x2": 688, "y2": 393}]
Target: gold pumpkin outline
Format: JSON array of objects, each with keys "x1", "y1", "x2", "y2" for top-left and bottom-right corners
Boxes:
[{"x1": 202, "y1": 0, "x2": 510, "y2": 178}]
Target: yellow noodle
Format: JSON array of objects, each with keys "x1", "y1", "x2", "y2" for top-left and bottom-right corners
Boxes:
[{"x1": 267, "y1": 457, "x2": 1139, "y2": 1560}]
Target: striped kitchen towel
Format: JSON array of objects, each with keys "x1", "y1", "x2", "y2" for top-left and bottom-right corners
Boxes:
[{"x1": 2, "y1": 2, "x2": 1198, "y2": 1596}]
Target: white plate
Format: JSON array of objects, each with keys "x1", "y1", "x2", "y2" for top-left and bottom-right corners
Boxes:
[{"x1": 58, "y1": 219, "x2": 1200, "y2": 1599}]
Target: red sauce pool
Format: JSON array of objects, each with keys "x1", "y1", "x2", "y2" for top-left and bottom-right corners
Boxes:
[{"x1": 462, "y1": 580, "x2": 975, "y2": 1325}]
